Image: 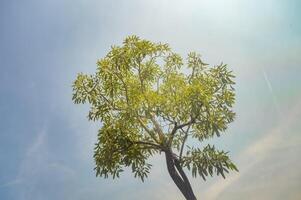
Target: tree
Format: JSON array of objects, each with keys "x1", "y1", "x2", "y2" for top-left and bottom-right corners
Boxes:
[{"x1": 72, "y1": 35, "x2": 238, "y2": 200}]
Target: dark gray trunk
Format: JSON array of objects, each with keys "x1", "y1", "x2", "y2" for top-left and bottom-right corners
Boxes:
[{"x1": 165, "y1": 150, "x2": 197, "y2": 200}]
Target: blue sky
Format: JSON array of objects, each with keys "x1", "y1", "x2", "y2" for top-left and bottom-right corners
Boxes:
[{"x1": 0, "y1": 0, "x2": 301, "y2": 199}]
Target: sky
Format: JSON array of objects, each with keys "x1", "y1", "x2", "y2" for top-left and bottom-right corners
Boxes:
[{"x1": 0, "y1": 0, "x2": 301, "y2": 199}]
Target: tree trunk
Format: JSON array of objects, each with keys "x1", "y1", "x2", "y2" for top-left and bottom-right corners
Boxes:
[{"x1": 165, "y1": 150, "x2": 197, "y2": 200}]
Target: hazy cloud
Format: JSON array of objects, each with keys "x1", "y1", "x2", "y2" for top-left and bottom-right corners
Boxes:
[{"x1": 203, "y1": 97, "x2": 301, "y2": 200}]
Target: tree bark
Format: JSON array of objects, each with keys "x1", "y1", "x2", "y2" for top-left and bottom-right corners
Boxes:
[{"x1": 165, "y1": 150, "x2": 197, "y2": 200}]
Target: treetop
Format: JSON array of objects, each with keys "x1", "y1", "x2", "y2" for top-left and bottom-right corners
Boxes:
[{"x1": 72, "y1": 35, "x2": 237, "y2": 181}]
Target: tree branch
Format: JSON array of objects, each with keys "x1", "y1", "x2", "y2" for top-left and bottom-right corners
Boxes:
[
  {"x1": 82, "y1": 81, "x2": 122, "y2": 111},
  {"x1": 177, "y1": 118, "x2": 196, "y2": 130},
  {"x1": 137, "y1": 116, "x2": 160, "y2": 144},
  {"x1": 149, "y1": 113, "x2": 165, "y2": 143},
  {"x1": 179, "y1": 125, "x2": 191, "y2": 161},
  {"x1": 165, "y1": 150, "x2": 197, "y2": 200},
  {"x1": 168, "y1": 118, "x2": 195, "y2": 147},
  {"x1": 132, "y1": 141, "x2": 163, "y2": 150},
  {"x1": 173, "y1": 157, "x2": 196, "y2": 199},
  {"x1": 103, "y1": 65, "x2": 130, "y2": 106},
  {"x1": 165, "y1": 150, "x2": 188, "y2": 198}
]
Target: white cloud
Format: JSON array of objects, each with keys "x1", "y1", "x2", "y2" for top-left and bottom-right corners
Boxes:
[
  {"x1": 202, "y1": 97, "x2": 301, "y2": 200},
  {"x1": 0, "y1": 179, "x2": 22, "y2": 188},
  {"x1": 10, "y1": 126, "x2": 76, "y2": 199}
]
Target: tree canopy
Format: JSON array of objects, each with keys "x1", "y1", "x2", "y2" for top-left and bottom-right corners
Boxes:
[{"x1": 72, "y1": 35, "x2": 238, "y2": 199}]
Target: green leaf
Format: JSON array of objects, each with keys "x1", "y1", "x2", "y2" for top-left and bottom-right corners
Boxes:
[{"x1": 72, "y1": 35, "x2": 237, "y2": 183}]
